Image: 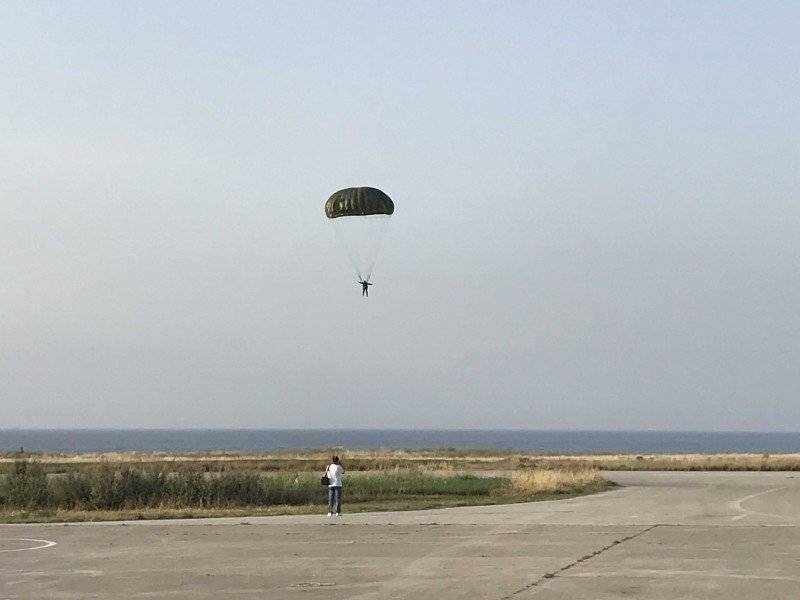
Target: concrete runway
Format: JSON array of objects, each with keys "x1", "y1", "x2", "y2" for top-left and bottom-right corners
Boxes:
[{"x1": 2, "y1": 471, "x2": 800, "y2": 599}]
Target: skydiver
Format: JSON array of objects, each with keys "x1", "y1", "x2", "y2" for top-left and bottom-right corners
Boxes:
[{"x1": 358, "y1": 279, "x2": 373, "y2": 297}]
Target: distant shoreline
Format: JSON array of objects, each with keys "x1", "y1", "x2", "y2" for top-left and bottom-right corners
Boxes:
[{"x1": 2, "y1": 449, "x2": 800, "y2": 472}]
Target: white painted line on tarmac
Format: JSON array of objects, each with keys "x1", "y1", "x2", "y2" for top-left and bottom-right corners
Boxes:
[
  {"x1": 0, "y1": 538, "x2": 57, "y2": 553},
  {"x1": 728, "y1": 487, "x2": 786, "y2": 521}
]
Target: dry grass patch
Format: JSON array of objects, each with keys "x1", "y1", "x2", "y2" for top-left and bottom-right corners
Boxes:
[
  {"x1": 5, "y1": 450, "x2": 800, "y2": 473},
  {"x1": 530, "y1": 453, "x2": 800, "y2": 471},
  {"x1": 504, "y1": 467, "x2": 605, "y2": 496}
]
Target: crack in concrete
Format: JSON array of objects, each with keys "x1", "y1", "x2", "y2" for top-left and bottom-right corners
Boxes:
[{"x1": 502, "y1": 524, "x2": 660, "y2": 598}]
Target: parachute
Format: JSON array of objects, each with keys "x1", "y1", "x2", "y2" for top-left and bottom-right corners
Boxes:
[{"x1": 325, "y1": 187, "x2": 394, "y2": 283}]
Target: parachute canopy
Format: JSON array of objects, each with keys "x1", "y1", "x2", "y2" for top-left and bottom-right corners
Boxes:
[{"x1": 325, "y1": 187, "x2": 394, "y2": 219}]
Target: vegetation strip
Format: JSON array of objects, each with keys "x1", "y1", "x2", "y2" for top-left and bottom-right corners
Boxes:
[
  {"x1": 3, "y1": 451, "x2": 797, "y2": 471},
  {"x1": 0, "y1": 458, "x2": 608, "y2": 523}
]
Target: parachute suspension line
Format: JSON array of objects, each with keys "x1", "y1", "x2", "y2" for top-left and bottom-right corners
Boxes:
[
  {"x1": 324, "y1": 187, "x2": 394, "y2": 285},
  {"x1": 331, "y1": 213, "x2": 390, "y2": 284},
  {"x1": 333, "y1": 224, "x2": 364, "y2": 281}
]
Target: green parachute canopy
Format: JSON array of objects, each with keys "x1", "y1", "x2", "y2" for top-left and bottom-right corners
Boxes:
[{"x1": 325, "y1": 187, "x2": 394, "y2": 219}]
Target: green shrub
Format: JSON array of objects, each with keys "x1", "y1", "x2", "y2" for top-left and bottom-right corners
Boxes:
[
  {"x1": 50, "y1": 473, "x2": 92, "y2": 509},
  {"x1": 4, "y1": 460, "x2": 49, "y2": 508}
]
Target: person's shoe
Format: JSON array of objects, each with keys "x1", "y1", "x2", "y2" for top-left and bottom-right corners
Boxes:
[
  {"x1": 335, "y1": 513, "x2": 340, "y2": 517},
  {"x1": 327, "y1": 512, "x2": 332, "y2": 517}
]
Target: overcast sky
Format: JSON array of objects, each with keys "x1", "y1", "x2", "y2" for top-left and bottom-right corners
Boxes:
[{"x1": 1, "y1": 2, "x2": 798, "y2": 431}]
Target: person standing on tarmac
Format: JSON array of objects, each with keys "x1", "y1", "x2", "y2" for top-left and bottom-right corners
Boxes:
[{"x1": 326, "y1": 455, "x2": 344, "y2": 516}]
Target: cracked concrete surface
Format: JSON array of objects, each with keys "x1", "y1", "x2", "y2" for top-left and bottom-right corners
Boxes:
[{"x1": 2, "y1": 471, "x2": 799, "y2": 599}]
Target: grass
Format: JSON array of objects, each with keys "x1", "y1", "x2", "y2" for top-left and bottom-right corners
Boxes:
[
  {"x1": 0, "y1": 452, "x2": 516, "y2": 476},
  {"x1": 0, "y1": 458, "x2": 608, "y2": 523},
  {"x1": 507, "y1": 467, "x2": 606, "y2": 495},
  {"x1": 1, "y1": 448, "x2": 792, "y2": 525},
  {"x1": 527, "y1": 453, "x2": 800, "y2": 471},
  {"x1": 4, "y1": 449, "x2": 800, "y2": 473}
]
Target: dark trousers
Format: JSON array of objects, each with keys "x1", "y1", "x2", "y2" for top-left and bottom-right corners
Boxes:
[{"x1": 328, "y1": 486, "x2": 342, "y2": 513}]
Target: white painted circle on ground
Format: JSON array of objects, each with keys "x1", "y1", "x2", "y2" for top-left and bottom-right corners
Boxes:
[{"x1": 0, "y1": 538, "x2": 57, "y2": 553}]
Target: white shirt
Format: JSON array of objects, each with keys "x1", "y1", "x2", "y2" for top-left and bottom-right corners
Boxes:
[{"x1": 326, "y1": 463, "x2": 344, "y2": 487}]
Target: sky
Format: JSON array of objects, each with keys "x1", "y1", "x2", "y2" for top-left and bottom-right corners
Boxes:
[{"x1": 1, "y1": 1, "x2": 798, "y2": 431}]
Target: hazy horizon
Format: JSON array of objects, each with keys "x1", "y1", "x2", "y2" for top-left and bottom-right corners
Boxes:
[
  {"x1": 3, "y1": 426, "x2": 800, "y2": 434},
  {"x1": 2, "y1": 2, "x2": 798, "y2": 431}
]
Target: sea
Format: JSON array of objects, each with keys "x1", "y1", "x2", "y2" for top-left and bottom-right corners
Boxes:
[{"x1": 1, "y1": 430, "x2": 799, "y2": 455}]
